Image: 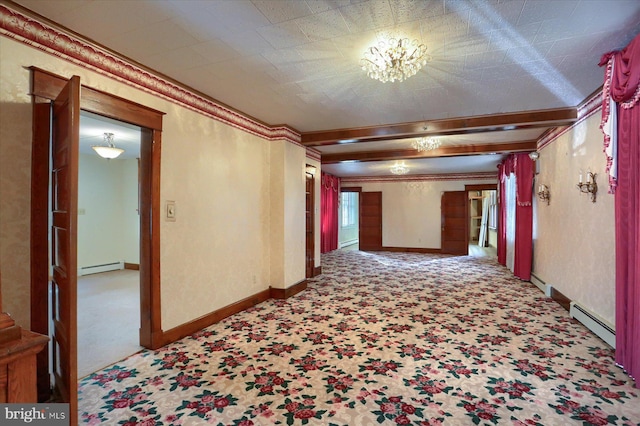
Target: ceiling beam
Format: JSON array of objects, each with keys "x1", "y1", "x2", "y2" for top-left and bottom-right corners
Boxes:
[
  {"x1": 302, "y1": 108, "x2": 577, "y2": 147},
  {"x1": 321, "y1": 141, "x2": 537, "y2": 164}
]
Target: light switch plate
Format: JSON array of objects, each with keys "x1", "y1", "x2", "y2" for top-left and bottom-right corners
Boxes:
[{"x1": 166, "y1": 201, "x2": 176, "y2": 221}]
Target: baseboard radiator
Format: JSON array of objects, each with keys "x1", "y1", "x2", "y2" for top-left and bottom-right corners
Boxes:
[
  {"x1": 569, "y1": 301, "x2": 616, "y2": 348},
  {"x1": 78, "y1": 261, "x2": 124, "y2": 276},
  {"x1": 530, "y1": 273, "x2": 615, "y2": 348}
]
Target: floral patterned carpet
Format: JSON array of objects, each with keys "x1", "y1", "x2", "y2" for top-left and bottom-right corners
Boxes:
[{"x1": 78, "y1": 250, "x2": 640, "y2": 425}]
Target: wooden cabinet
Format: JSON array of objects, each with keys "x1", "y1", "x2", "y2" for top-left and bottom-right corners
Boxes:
[{"x1": 0, "y1": 316, "x2": 48, "y2": 402}]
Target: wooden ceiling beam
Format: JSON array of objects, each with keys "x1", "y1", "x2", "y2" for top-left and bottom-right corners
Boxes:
[
  {"x1": 321, "y1": 141, "x2": 537, "y2": 164},
  {"x1": 302, "y1": 108, "x2": 577, "y2": 146}
]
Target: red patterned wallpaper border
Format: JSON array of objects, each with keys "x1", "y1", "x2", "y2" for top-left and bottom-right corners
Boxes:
[{"x1": 0, "y1": 4, "x2": 301, "y2": 145}]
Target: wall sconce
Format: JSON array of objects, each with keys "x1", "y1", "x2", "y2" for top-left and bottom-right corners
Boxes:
[
  {"x1": 305, "y1": 165, "x2": 317, "y2": 176},
  {"x1": 537, "y1": 184, "x2": 550, "y2": 205},
  {"x1": 576, "y1": 170, "x2": 597, "y2": 202}
]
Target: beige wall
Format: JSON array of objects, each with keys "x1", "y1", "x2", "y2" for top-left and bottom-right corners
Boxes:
[
  {"x1": 0, "y1": 35, "x2": 310, "y2": 330},
  {"x1": 351, "y1": 179, "x2": 497, "y2": 249},
  {"x1": 533, "y1": 112, "x2": 615, "y2": 326}
]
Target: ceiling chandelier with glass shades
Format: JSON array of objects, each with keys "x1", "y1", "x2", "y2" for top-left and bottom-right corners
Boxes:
[
  {"x1": 412, "y1": 136, "x2": 441, "y2": 152},
  {"x1": 389, "y1": 161, "x2": 410, "y2": 175},
  {"x1": 361, "y1": 37, "x2": 430, "y2": 83}
]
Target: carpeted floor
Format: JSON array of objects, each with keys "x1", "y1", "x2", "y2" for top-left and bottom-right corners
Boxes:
[
  {"x1": 78, "y1": 250, "x2": 640, "y2": 425},
  {"x1": 78, "y1": 269, "x2": 142, "y2": 378}
]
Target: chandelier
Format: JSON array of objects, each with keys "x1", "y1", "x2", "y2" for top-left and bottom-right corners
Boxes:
[
  {"x1": 361, "y1": 37, "x2": 430, "y2": 83},
  {"x1": 92, "y1": 132, "x2": 124, "y2": 159},
  {"x1": 412, "y1": 136, "x2": 441, "y2": 152},
  {"x1": 390, "y1": 161, "x2": 410, "y2": 175}
]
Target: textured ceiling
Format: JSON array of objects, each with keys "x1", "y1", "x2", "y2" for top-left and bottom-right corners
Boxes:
[{"x1": 13, "y1": 0, "x2": 640, "y2": 176}]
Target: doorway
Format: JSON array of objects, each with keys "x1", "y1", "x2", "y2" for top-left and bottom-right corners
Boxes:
[
  {"x1": 465, "y1": 184, "x2": 498, "y2": 258},
  {"x1": 29, "y1": 68, "x2": 164, "y2": 414},
  {"x1": 77, "y1": 112, "x2": 143, "y2": 377},
  {"x1": 339, "y1": 188, "x2": 360, "y2": 250}
]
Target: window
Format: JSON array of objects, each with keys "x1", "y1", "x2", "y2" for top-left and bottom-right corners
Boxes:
[{"x1": 341, "y1": 192, "x2": 358, "y2": 227}]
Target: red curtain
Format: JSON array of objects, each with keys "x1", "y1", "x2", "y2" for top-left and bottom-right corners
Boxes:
[
  {"x1": 321, "y1": 172, "x2": 340, "y2": 253},
  {"x1": 496, "y1": 154, "x2": 533, "y2": 281},
  {"x1": 600, "y1": 33, "x2": 640, "y2": 388},
  {"x1": 513, "y1": 153, "x2": 534, "y2": 281}
]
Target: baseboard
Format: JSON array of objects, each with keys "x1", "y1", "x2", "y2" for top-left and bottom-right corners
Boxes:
[
  {"x1": 381, "y1": 247, "x2": 441, "y2": 254},
  {"x1": 569, "y1": 301, "x2": 615, "y2": 348},
  {"x1": 124, "y1": 262, "x2": 140, "y2": 270},
  {"x1": 530, "y1": 274, "x2": 615, "y2": 347},
  {"x1": 550, "y1": 287, "x2": 571, "y2": 312},
  {"x1": 270, "y1": 279, "x2": 307, "y2": 299},
  {"x1": 313, "y1": 266, "x2": 322, "y2": 277},
  {"x1": 162, "y1": 288, "x2": 271, "y2": 345},
  {"x1": 78, "y1": 261, "x2": 124, "y2": 276}
]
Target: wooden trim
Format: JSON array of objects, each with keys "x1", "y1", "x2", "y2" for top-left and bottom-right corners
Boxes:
[
  {"x1": 270, "y1": 280, "x2": 308, "y2": 300},
  {"x1": 465, "y1": 184, "x2": 497, "y2": 192},
  {"x1": 340, "y1": 187, "x2": 362, "y2": 193},
  {"x1": 321, "y1": 141, "x2": 537, "y2": 164},
  {"x1": 162, "y1": 289, "x2": 271, "y2": 345},
  {"x1": 381, "y1": 247, "x2": 442, "y2": 254},
  {"x1": 313, "y1": 266, "x2": 322, "y2": 277},
  {"x1": 302, "y1": 108, "x2": 577, "y2": 146},
  {"x1": 30, "y1": 67, "x2": 165, "y2": 129},
  {"x1": 124, "y1": 263, "x2": 140, "y2": 271},
  {"x1": 550, "y1": 287, "x2": 572, "y2": 312}
]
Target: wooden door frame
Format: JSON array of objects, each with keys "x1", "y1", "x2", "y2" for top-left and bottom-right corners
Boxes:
[
  {"x1": 30, "y1": 67, "x2": 165, "y2": 399},
  {"x1": 304, "y1": 169, "x2": 315, "y2": 278}
]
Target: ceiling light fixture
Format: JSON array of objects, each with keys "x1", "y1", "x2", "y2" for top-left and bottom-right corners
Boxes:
[
  {"x1": 92, "y1": 132, "x2": 124, "y2": 159},
  {"x1": 412, "y1": 136, "x2": 441, "y2": 152},
  {"x1": 390, "y1": 161, "x2": 410, "y2": 175},
  {"x1": 361, "y1": 37, "x2": 430, "y2": 83}
]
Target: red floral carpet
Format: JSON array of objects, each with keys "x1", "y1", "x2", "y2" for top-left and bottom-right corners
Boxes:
[{"x1": 78, "y1": 251, "x2": 640, "y2": 425}]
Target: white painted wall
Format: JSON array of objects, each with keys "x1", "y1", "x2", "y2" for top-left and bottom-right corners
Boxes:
[
  {"x1": 350, "y1": 179, "x2": 497, "y2": 249},
  {"x1": 533, "y1": 112, "x2": 615, "y2": 325},
  {"x1": 78, "y1": 154, "x2": 139, "y2": 269}
]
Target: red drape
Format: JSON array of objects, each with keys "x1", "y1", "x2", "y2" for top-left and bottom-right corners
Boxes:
[
  {"x1": 600, "y1": 33, "x2": 640, "y2": 387},
  {"x1": 321, "y1": 172, "x2": 340, "y2": 253},
  {"x1": 514, "y1": 153, "x2": 534, "y2": 281},
  {"x1": 496, "y1": 154, "x2": 533, "y2": 281}
]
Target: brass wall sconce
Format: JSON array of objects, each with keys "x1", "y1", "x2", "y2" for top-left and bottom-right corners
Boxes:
[
  {"x1": 577, "y1": 170, "x2": 597, "y2": 203},
  {"x1": 537, "y1": 184, "x2": 550, "y2": 205}
]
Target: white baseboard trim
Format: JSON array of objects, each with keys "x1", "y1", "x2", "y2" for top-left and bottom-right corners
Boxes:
[
  {"x1": 570, "y1": 301, "x2": 616, "y2": 348},
  {"x1": 339, "y1": 239, "x2": 359, "y2": 248},
  {"x1": 78, "y1": 261, "x2": 124, "y2": 276}
]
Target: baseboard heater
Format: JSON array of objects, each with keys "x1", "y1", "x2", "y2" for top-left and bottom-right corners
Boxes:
[
  {"x1": 569, "y1": 301, "x2": 616, "y2": 348},
  {"x1": 78, "y1": 261, "x2": 124, "y2": 276}
]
